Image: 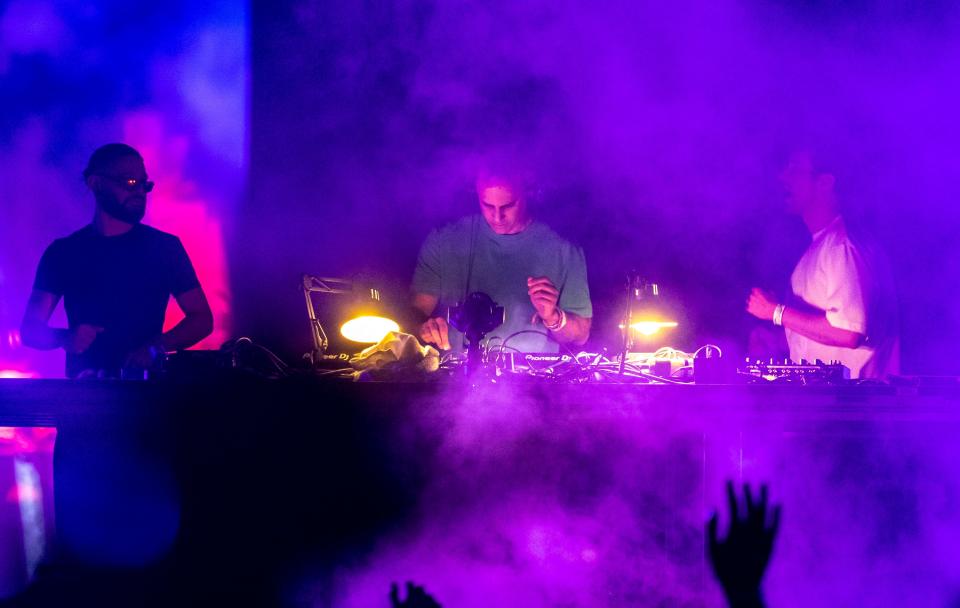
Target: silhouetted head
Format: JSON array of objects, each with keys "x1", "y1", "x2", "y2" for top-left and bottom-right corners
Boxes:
[
  {"x1": 475, "y1": 165, "x2": 532, "y2": 235},
  {"x1": 84, "y1": 143, "x2": 153, "y2": 225},
  {"x1": 778, "y1": 148, "x2": 837, "y2": 218}
]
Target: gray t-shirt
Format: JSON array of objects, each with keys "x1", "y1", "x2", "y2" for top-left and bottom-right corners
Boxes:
[{"x1": 412, "y1": 215, "x2": 592, "y2": 353}]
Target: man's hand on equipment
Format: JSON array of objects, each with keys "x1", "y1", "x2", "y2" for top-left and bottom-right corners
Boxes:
[
  {"x1": 746, "y1": 288, "x2": 778, "y2": 322},
  {"x1": 527, "y1": 276, "x2": 561, "y2": 325},
  {"x1": 125, "y1": 341, "x2": 164, "y2": 369},
  {"x1": 418, "y1": 317, "x2": 450, "y2": 350},
  {"x1": 63, "y1": 324, "x2": 104, "y2": 354}
]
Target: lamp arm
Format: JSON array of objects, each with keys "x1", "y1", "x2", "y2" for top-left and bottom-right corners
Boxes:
[
  {"x1": 303, "y1": 286, "x2": 329, "y2": 358},
  {"x1": 620, "y1": 274, "x2": 639, "y2": 376},
  {"x1": 620, "y1": 294, "x2": 632, "y2": 376},
  {"x1": 302, "y1": 274, "x2": 353, "y2": 295},
  {"x1": 301, "y1": 274, "x2": 354, "y2": 362},
  {"x1": 300, "y1": 274, "x2": 397, "y2": 360}
]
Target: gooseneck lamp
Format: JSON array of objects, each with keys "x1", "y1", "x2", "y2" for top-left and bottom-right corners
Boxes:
[
  {"x1": 619, "y1": 273, "x2": 678, "y2": 373},
  {"x1": 301, "y1": 274, "x2": 400, "y2": 365}
]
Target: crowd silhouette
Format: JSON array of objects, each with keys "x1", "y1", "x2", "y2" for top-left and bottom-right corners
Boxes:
[
  {"x1": 708, "y1": 482, "x2": 781, "y2": 608},
  {"x1": 385, "y1": 481, "x2": 781, "y2": 608},
  {"x1": 391, "y1": 582, "x2": 443, "y2": 608}
]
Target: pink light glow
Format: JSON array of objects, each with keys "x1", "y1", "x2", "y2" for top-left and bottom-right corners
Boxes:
[
  {"x1": 0, "y1": 370, "x2": 35, "y2": 380},
  {"x1": 0, "y1": 429, "x2": 56, "y2": 454},
  {"x1": 5, "y1": 330, "x2": 20, "y2": 350},
  {"x1": 123, "y1": 112, "x2": 232, "y2": 349}
]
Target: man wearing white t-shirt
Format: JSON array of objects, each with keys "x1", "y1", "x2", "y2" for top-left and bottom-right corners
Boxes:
[{"x1": 746, "y1": 150, "x2": 899, "y2": 379}]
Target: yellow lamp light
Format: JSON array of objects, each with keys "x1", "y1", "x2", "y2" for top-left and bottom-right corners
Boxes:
[
  {"x1": 301, "y1": 275, "x2": 402, "y2": 364},
  {"x1": 339, "y1": 315, "x2": 400, "y2": 343},
  {"x1": 630, "y1": 320, "x2": 679, "y2": 337},
  {"x1": 621, "y1": 275, "x2": 678, "y2": 351}
]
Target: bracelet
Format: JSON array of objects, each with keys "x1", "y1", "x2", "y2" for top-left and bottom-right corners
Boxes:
[
  {"x1": 544, "y1": 308, "x2": 567, "y2": 332},
  {"x1": 772, "y1": 304, "x2": 786, "y2": 327}
]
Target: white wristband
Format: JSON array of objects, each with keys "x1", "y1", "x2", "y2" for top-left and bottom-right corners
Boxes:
[
  {"x1": 772, "y1": 304, "x2": 786, "y2": 327},
  {"x1": 544, "y1": 308, "x2": 567, "y2": 332}
]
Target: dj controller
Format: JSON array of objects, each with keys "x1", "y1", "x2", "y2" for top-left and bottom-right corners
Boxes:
[{"x1": 159, "y1": 339, "x2": 856, "y2": 386}]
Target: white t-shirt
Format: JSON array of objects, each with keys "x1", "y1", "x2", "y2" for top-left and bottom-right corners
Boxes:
[{"x1": 786, "y1": 216, "x2": 900, "y2": 379}]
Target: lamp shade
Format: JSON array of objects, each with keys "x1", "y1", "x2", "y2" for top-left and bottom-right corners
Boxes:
[{"x1": 338, "y1": 285, "x2": 401, "y2": 344}]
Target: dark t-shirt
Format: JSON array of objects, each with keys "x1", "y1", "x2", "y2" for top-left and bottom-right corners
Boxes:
[{"x1": 32, "y1": 224, "x2": 201, "y2": 377}]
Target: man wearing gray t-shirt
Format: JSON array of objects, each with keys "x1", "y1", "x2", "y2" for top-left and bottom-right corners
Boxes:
[{"x1": 411, "y1": 169, "x2": 592, "y2": 353}]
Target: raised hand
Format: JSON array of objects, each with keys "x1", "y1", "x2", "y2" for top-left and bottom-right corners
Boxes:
[
  {"x1": 418, "y1": 317, "x2": 451, "y2": 350},
  {"x1": 527, "y1": 276, "x2": 560, "y2": 324},
  {"x1": 64, "y1": 324, "x2": 104, "y2": 354},
  {"x1": 390, "y1": 581, "x2": 442, "y2": 608},
  {"x1": 707, "y1": 481, "x2": 781, "y2": 608},
  {"x1": 745, "y1": 288, "x2": 778, "y2": 322}
]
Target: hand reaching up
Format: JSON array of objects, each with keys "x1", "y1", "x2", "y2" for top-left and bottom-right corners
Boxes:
[
  {"x1": 708, "y1": 481, "x2": 781, "y2": 608},
  {"x1": 390, "y1": 582, "x2": 442, "y2": 608}
]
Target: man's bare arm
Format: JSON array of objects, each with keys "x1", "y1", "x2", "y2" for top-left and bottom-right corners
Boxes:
[
  {"x1": 747, "y1": 287, "x2": 863, "y2": 349},
  {"x1": 411, "y1": 293, "x2": 439, "y2": 320},
  {"x1": 781, "y1": 307, "x2": 863, "y2": 349},
  {"x1": 125, "y1": 287, "x2": 213, "y2": 368},
  {"x1": 527, "y1": 276, "x2": 591, "y2": 347},
  {"x1": 21, "y1": 289, "x2": 106, "y2": 354},
  {"x1": 549, "y1": 312, "x2": 591, "y2": 347},
  {"x1": 411, "y1": 293, "x2": 449, "y2": 350},
  {"x1": 20, "y1": 290, "x2": 66, "y2": 350},
  {"x1": 160, "y1": 287, "x2": 214, "y2": 351}
]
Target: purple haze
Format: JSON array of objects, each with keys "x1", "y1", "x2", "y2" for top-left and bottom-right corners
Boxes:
[
  {"x1": 247, "y1": 0, "x2": 960, "y2": 369},
  {"x1": 294, "y1": 381, "x2": 960, "y2": 606},
  {"x1": 248, "y1": 4, "x2": 960, "y2": 604}
]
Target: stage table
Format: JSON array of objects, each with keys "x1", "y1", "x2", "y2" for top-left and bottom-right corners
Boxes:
[{"x1": 0, "y1": 376, "x2": 958, "y2": 606}]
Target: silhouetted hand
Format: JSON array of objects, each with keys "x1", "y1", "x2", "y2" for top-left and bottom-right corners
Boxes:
[
  {"x1": 708, "y1": 481, "x2": 781, "y2": 608},
  {"x1": 390, "y1": 581, "x2": 442, "y2": 608},
  {"x1": 125, "y1": 341, "x2": 164, "y2": 369}
]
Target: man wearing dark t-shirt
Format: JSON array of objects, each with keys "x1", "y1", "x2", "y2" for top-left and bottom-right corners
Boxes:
[{"x1": 20, "y1": 143, "x2": 213, "y2": 377}]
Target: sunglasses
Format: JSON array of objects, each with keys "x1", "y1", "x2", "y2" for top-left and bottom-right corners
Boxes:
[{"x1": 97, "y1": 174, "x2": 155, "y2": 193}]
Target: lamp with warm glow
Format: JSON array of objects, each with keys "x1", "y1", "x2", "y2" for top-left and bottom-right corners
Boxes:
[
  {"x1": 340, "y1": 316, "x2": 400, "y2": 343},
  {"x1": 620, "y1": 274, "x2": 679, "y2": 352},
  {"x1": 301, "y1": 275, "x2": 401, "y2": 365},
  {"x1": 629, "y1": 320, "x2": 680, "y2": 337}
]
